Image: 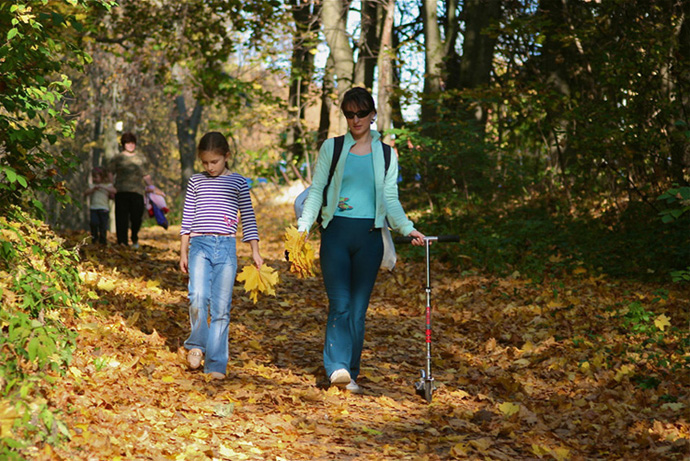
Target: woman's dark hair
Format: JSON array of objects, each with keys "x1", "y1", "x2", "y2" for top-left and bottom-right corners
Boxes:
[
  {"x1": 197, "y1": 132, "x2": 230, "y2": 157},
  {"x1": 341, "y1": 87, "x2": 376, "y2": 113},
  {"x1": 120, "y1": 132, "x2": 137, "y2": 146}
]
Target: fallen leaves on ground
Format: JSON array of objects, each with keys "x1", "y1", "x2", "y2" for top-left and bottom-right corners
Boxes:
[{"x1": 32, "y1": 191, "x2": 690, "y2": 460}]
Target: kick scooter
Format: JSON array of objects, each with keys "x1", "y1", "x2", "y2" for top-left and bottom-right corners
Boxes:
[{"x1": 394, "y1": 235, "x2": 459, "y2": 402}]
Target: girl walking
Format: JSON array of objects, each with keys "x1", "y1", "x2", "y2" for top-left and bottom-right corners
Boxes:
[
  {"x1": 297, "y1": 87, "x2": 425, "y2": 392},
  {"x1": 83, "y1": 166, "x2": 116, "y2": 245},
  {"x1": 179, "y1": 132, "x2": 263, "y2": 379}
]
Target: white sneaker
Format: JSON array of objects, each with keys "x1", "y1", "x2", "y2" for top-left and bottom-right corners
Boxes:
[
  {"x1": 329, "y1": 368, "x2": 351, "y2": 385},
  {"x1": 345, "y1": 379, "x2": 362, "y2": 394},
  {"x1": 132, "y1": 242, "x2": 140, "y2": 249}
]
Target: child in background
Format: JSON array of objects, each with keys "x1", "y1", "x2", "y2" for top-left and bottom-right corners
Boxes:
[
  {"x1": 179, "y1": 131, "x2": 264, "y2": 380},
  {"x1": 84, "y1": 167, "x2": 116, "y2": 245}
]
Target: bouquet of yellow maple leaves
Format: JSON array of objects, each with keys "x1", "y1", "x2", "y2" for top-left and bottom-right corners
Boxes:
[
  {"x1": 283, "y1": 226, "x2": 315, "y2": 278},
  {"x1": 236, "y1": 264, "x2": 279, "y2": 303}
]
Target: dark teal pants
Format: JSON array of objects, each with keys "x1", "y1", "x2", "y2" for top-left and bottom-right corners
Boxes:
[{"x1": 320, "y1": 217, "x2": 383, "y2": 380}]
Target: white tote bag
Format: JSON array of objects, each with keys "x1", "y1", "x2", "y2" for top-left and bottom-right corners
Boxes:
[{"x1": 380, "y1": 221, "x2": 397, "y2": 271}]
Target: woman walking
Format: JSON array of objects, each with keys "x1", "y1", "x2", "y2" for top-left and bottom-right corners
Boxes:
[{"x1": 297, "y1": 87, "x2": 425, "y2": 392}]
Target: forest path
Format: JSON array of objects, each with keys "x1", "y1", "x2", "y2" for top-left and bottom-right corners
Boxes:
[{"x1": 46, "y1": 188, "x2": 689, "y2": 460}]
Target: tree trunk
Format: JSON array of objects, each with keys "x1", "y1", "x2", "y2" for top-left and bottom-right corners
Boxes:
[
  {"x1": 671, "y1": 0, "x2": 690, "y2": 185},
  {"x1": 376, "y1": 0, "x2": 395, "y2": 142},
  {"x1": 176, "y1": 95, "x2": 203, "y2": 198},
  {"x1": 287, "y1": 0, "x2": 320, "y2": 165},
  {"x1": 354, "y1": 0, "x2": 379, "y2": 89},
  {"x1": 454, "y1": 0, "x2": 501, "y2": 128},
  {"x1": 421, "y1": 0, "x2": 443, "y2": 122},
  {"x1": 319, "y1": 53, "x2": 336, "y2": 145},
  {"x1": 321, "y1": 0, "x2": 354, "y2": 133}
]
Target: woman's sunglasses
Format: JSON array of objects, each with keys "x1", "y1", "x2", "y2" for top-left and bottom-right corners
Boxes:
[{"x1": 343, "y1": 109, "x2": 373, "y2": 119}]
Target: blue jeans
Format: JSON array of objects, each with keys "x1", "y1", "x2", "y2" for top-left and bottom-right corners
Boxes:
[
  {"x1": 320, "y1": 217, "x2": 383, "y2": 380},
  {"x1": 90, "y1": 209, "x2": 109, "y2": 244},
  {"x1": 184, "y1": 235, "x2": 238, "y2": 374}
]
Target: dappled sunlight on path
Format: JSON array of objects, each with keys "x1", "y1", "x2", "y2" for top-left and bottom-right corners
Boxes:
[{"x1": 44, "y1": 191, "x2": 690, "y2": 460}]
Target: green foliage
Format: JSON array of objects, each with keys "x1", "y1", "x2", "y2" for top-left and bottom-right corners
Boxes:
[
  {"x1": 392, "y1": 111, "x2": 493, "y2": 209},
  {"x1": 489, "y1": 1, "x2": 689, "y2": 208},
  {"x1": 656, "y1": 186, "x2": 690, "y2": 284},
  {"x1": 402, "y1": 196, "x2": 690, "y2": 283},
  {"x1": 0, "y1": 0, "x2": 114, "y2": 215},
  {"x1": 0, "y1": 207, "x2": 85, "y2": 456},
  {"x1": 622, "y1": 301, "x2": 656, "y2": 335},
  {"x1": 657, "y1": 186, "x2": 690, "y2": 223}
]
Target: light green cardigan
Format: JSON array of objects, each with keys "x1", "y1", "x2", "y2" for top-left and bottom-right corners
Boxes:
[{"x1": 297, "y1": 130, "x2": 417, "y2": 237}]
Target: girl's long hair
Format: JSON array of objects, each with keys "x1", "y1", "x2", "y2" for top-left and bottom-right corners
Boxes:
[{"x1": 197, "y1": 132, "x2": 231, "y2": 169}]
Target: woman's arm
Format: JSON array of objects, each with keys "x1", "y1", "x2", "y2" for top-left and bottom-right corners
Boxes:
[{"x1": 297, "y1": 138, "x2": 334, "y2": 233}]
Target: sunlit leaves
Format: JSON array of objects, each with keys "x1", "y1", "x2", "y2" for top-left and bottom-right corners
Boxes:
[
  {"x1": 236, "y1": 264, "x2": 280, "y2": 303},
  {"x1": 10, "y1": 201, "x2": 688, "y2": 460}
]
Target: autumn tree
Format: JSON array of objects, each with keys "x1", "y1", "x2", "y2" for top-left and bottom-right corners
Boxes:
[
  {"x1": 86, "y1": 0, "x2": 282, "y2": 197},
  {"x1": 0, "y1": 0, "x2": 115, "y2": 215},
  {"x1": 494, "y1": 0, "x2": 690, "y2": 208}
]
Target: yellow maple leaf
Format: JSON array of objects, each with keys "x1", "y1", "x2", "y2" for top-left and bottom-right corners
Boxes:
[
  {"x1": 552, "y1": 447, "x2": 571, "y2": 461},
  {"x1": 654, "y1": 314, "x2": 671, "y2": 331},
  {"x1": 236, "y1": 264, "x2": 280, "y2": 303},
  {"x1": 97, "y1": 278, "x2": 116, "y2": 291},
  {"x1": 498, "y1": 401, "x2": 520, "y2": 416},
  {"x1": 614, "y1": 364, "x2": 635, "y2": 382},
  {"x1": 284, "y1": 226, "x2": 315, "y2": 278},
  {"x1": 0, "y1": 399, "x2": 20, "y2": 436}
]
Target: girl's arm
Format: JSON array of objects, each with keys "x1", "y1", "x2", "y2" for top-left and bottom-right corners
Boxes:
[
  {"x1": 179, "y1": 234, "x2": 190, "y2": 273},
  {"x1": 103, "y1": 184, "x2": 117, "y2": 195},
  {"x1": 247, "y1": 240, "x2": 263, "y2": 268}
]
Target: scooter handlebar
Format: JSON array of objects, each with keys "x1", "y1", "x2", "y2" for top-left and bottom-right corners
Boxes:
[{"x1": 393, "y1": 235, "x2": 460, "y2": 244}]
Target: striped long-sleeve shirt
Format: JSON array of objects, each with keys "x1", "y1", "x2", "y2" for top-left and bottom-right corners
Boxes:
[{"x1": 180, "y1": 172, "x2": 260, "y2": 242}]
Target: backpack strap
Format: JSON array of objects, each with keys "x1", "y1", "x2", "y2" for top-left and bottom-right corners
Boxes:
[
  {"x1": 381, "y1": 141, "x2": 391, "y2": 177},
  {"x1": 322, "y1": 135, "x2": 345, "y2": 208}
]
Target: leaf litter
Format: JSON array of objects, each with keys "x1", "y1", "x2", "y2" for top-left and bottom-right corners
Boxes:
[{"x1": 38, "y1": 192, "x2": 690, "y2": 460}]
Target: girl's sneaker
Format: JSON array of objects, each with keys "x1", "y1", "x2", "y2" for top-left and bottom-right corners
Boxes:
[{"x1": 187, "y1": 349, "x2": 203, "y2": 369}]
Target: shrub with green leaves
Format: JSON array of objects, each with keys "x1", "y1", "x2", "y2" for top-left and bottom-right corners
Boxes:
[
  {"x1": 0, "y1": 0, "x2": 115, "y2": 215},
  {"x1": 0, "y1": 207, "x2": 84, "y2": 456}
]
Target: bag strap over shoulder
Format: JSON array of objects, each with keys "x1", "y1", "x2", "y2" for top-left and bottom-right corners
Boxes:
[
  {"x1": 322, "y1": 135, "x2": 345, "y2": 208},
  {"x1": 381, "y1": 141, "x2": 391, "y2": 177}
]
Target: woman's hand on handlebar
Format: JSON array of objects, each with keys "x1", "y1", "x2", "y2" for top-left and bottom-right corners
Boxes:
[{"x1": 408, "y1": 230, "x2": 426, "y2": 246}]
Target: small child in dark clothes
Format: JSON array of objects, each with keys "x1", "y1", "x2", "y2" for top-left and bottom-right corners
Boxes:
[{"x1": 84, "y1": 167, "x2": 116, "y2": 245}]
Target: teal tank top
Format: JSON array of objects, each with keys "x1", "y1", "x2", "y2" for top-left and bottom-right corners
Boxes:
[{"x1": 334, "y1": 152, "x2": 376, "y2": 219}]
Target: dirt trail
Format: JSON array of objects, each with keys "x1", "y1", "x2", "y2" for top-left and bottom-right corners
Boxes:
[{"x1": 41, "y1": 194, "x2": 689, "y2": 460}]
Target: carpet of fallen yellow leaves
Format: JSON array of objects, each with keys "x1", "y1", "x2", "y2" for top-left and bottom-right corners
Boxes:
[{"x1": 38, "y1": 194, "x2": 689, "y2": 460}]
